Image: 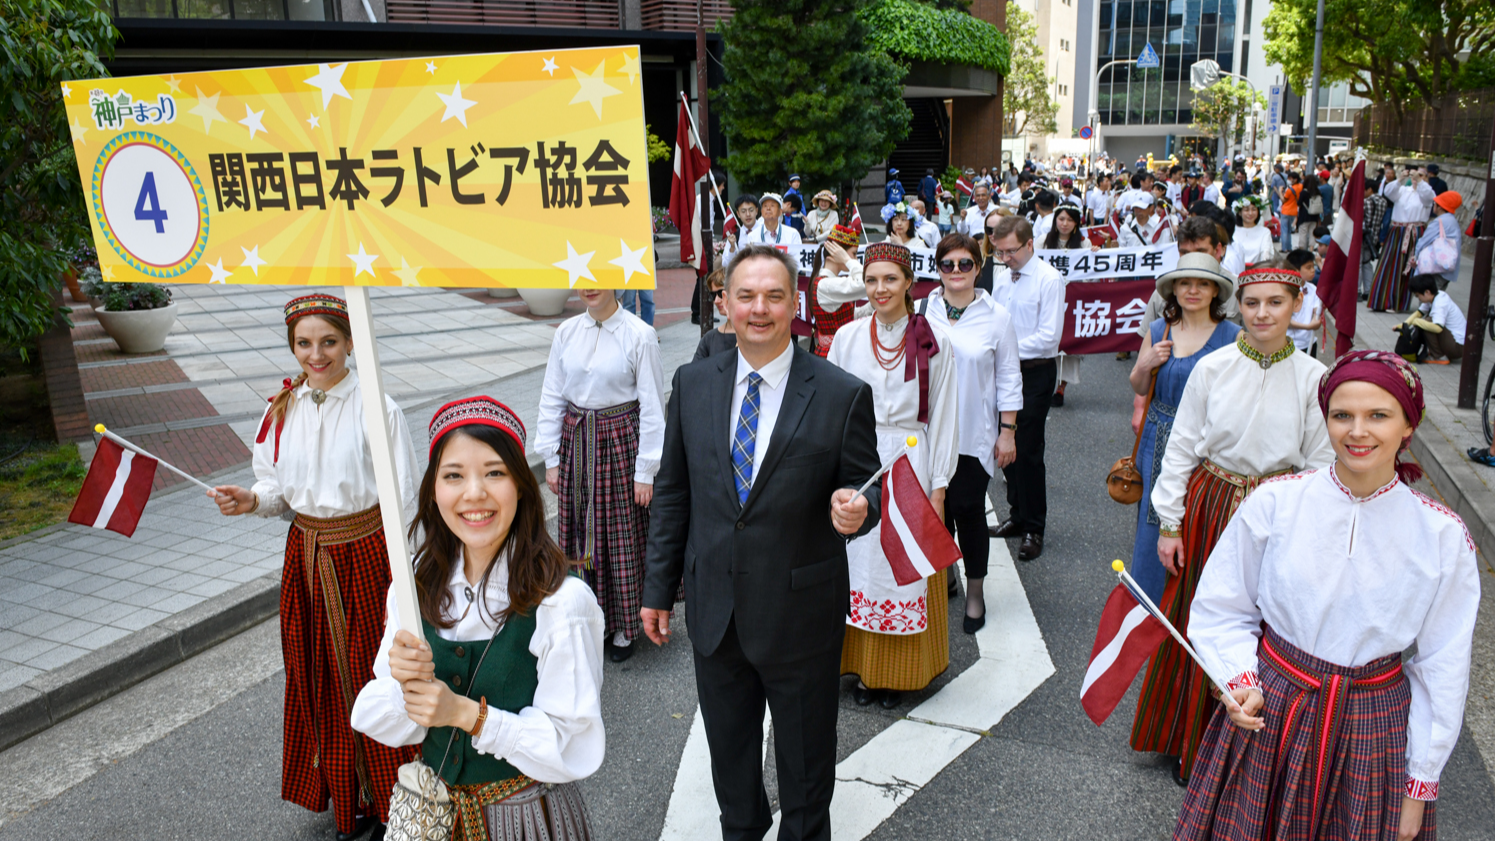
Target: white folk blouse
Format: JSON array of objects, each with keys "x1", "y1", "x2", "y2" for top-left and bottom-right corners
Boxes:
[
  {"x1": 351, "y1": 552, "x2": 607, "y2": 784},
  {"x1": 250, "y1": 370, "x2": 419, "y2": 521},
  {"x1": 534, "y1": 306, "x2": 667, "y2": 484},
  {"x1": 920, "y1": 288, "x2": 1023, "y2": 478},
  {"x1": 1151, "y1": 343, "x2": 1334, "y2": 530},
  {"x1": 1190, "y1": 466, "x2": 1479, "y2": 796},
  {"x1": 1382, "y1": 178, "x2": 1436, "y2": 225}
]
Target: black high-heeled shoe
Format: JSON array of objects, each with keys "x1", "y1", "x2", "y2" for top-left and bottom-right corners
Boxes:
[
  {"x1": 962, "y1": 612, "x2": 986, "y2": 634},
  {"x1": 853, "y1": 684, "x2": 875, "y2": 706}
]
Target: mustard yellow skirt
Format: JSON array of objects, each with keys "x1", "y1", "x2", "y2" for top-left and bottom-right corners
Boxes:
[{"x1": 839, "y1": 569, "x2": 951, "y2": 691}]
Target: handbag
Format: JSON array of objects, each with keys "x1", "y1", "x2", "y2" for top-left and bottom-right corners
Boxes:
[
  {"x1": 1416, "y1": 221, "x2": 1459, "y2": 276},
  {"x1": 385, "y1": 619, "x2": 507, "y2": 841},
  {"x1": 1107, "y1": 325, "x2": 1167, "y2": 505}
]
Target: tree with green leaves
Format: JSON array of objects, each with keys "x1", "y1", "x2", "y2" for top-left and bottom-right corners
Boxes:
[
  {"x1": 717, "y1": 0, "x2": 910, "y2": 193},
  {"x1": 1262, "y1": 0, "x2": 1494, "y2": 119},
  {"x1": 0, "y1": 0, "x2": 117, "y2": 356},
  {"x1": 1002, "y1": 3, "x2": 1058, "y2": 140},
  {"x1": 1190, "y1": 78, "x2": 1267, "y2": 152}
]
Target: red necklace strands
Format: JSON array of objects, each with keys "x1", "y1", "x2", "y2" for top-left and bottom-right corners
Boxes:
[{"x1": 870, "y1": 316, "x2": 907, "y2": 370}]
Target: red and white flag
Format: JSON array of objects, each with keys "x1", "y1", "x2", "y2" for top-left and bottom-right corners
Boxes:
[
  {"x1": 880, "y1": 454, "x2": 962, "y2": 586},
  {"x1": 723, "y1": 211, "x2": 739, "y2": 241},
  {"x1": 1080, "y1": 582, "x2": 1169, "y2": 725},
  {"x1": 955, "y1": 176, "x2": 973, "y2": 197},
  {"x1": 847, "y1": 203, "x2": 865, "y2": 234},
  {"x1": 667, "y1": 100, "x2": 712, "y2": 269},
  {"x1": 67, "y1": 438, "x2": 157, "y2": 537},
  {"x1": 1317, "y1": 152, "x2": 1366, "y2": 357}
]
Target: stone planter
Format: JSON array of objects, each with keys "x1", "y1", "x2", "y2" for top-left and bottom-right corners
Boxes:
[
  {"x1": 488, "y1": 287, "x2": 519, "y2": 298},
  {"x1": 516, "y1": 288, "x2": 571, "y2": 317},
  {"x1": 95, "y1": 302, "x2": 179, "y2": 353}
]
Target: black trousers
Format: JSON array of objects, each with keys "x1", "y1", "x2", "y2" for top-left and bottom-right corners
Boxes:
[
  {"x1": 1002, "y1": 359, "x2": 1055, "y2": 534},
  {"x1": 694, "y1": 617, "x2": 842, "y2": 841},
  {"x1": 944, "y1": 454, "x2": 992, "y2": 578}
]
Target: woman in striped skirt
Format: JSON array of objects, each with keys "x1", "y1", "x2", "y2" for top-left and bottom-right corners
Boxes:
[
  {"x1": 1368, "y1": 165, "x2": 1437, "y2": 312},
  {"x1": 1132, "y1": 264, "x2": 1334, "y2": 786},
  {"x1": 825, "y1": 242, "x2": 959, "y2": 709},
  {"x1": 536, "y1": 286, "x2": 665, "y2": 663},
  {"x1": 1176, "y1": 351, "x2": 1478, "y2": 840},
  {"x1": 211, "y1": 294, "x2": 421, "y2": 840}
]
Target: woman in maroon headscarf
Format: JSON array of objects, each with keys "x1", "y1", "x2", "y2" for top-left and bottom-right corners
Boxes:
[{"x1": 1175, "y1": 350, "x2": 1479, "y2": 841}]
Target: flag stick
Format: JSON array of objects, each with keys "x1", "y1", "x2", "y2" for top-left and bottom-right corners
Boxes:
[
  {"x1": 93, "y1": 424, "x2": 217, "y2": 495},
  {"x1": 1111, "y1": 560, "x2": 1245, "y2": 715},
  {"x1": 850, "y1": 435, "x2": 917, "y2": 502},
  {"x1": 679, "y1": 91, "x2": 732, "y2": 230}
]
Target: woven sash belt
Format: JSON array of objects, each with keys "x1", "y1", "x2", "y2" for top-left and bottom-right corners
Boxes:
[{"x1": 564, "y1": 400, "x2": 640, "y2": 569}]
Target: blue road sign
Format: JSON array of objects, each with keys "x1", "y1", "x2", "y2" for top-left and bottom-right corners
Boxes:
[
  {"x1": 1079, "y1": 125, "x2": 1094, "y2": 140},
  {"x1": 1268, "y1": 85, "x2": 1282, "y2": 134},
  {"x1": 1136, "y1": 43, "x2": 1160, "y2": 69}
]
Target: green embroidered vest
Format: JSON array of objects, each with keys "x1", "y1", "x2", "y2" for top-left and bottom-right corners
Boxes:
[{"x1": 420, "y1": 609, "x2": 539, "y2": 787}]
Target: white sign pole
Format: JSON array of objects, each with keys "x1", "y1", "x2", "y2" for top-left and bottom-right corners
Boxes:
[{"x1": 344, "y1": 286, "x2": 424, "y2": 642}]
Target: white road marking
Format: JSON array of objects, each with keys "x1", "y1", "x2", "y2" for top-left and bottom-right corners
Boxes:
[{"x1": 660, "y1": 501, "x2": 1055, "y2": 840}]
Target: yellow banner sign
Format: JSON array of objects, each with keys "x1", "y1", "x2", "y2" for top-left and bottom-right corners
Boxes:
[{"x1": 63, "y1": 47, "x2": 655, "y2": 290}]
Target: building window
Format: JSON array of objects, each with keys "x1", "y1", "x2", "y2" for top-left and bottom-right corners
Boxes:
[
  {"x1": 1060, "y1": 39, "x2": 1070, "y2": 51},
  {"x1": 114, "y1": 0, "x2": 334, "y2": 19}
]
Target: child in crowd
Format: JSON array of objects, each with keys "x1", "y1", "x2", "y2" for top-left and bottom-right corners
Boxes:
[{"x1": 1285, "y1": 249, "x2": 1322, "y2": 357}]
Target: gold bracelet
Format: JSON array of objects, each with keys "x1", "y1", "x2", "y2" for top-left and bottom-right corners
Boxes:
[
  {"x1": 246, "y1": 492, "x2": 260, "y2": 515},
  {"x1": 468, "y1": 696, "x2": 489, "y2": 738}
]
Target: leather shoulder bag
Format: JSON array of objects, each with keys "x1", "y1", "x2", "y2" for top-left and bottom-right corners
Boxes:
[{"x1": 1107, "y1": 324, "x2": 1168, "y2": 504}]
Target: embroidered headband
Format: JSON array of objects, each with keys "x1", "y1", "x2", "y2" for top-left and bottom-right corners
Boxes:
[
  {"x1": 1236, "y1": 266, "x2": 1305, "y2": 290},
  {"x1": 827, "y1": 225, "x2": 860, "y2": 248},
  {"x1": 1317, "y1": 350, "x2": 1425, "y2": 484},
  {"x1": 284, "y1": 294, "x2": 348, "y2": 325},
  {"x1": 862, "y1": 241, "x2": 912, "y2": 273},
  {"x1": 427, "y1": 396, "x2": 527, "y2": 458}
]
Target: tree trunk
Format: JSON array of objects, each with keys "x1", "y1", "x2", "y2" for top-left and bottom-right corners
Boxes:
[{"x1": 37, "y1": 287, "x2": 90, "y2": 444}]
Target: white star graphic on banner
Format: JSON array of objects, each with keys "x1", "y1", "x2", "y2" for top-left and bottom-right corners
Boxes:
[
  {"x1": 240, "y1": 245, "x2": 267, "y2": 276},
  {"x1": 436, "y1": 81, "x2": 477, "y2": 128},
  {"x1": 99, "y1": 264, "x2": 115, "y2": 282},
  {"x1": 304, "y1": 63, "x2": 352, "y2": 111},
  {"x1": 393, "y1": 258, "x2": 423, "y2": 287},
  {"x1": 60, "y1": 83, "x2": 71, "y2": 99},
  {"x1": 164, "y1": 74, "x2": 183, "y2": 94},
  {"x1": 542, "y1": 57, "x2": 558, "y2": 76},
  {"x1": 552, "y1": 242, "x2": 596, "y2": 288},
  {"x1": 307, "y1": 113, "x2": 320, "y2": 129},
  {"x1": 608, "y1": 239, "x2": 651, "y2": 284},
  {"x1": 569, "y1": 61, "x2": 620, "y2": 119},
  {"x1": 425, "y1": 60, "x2": 438, "y2": 74},
  {"x1": 238, "y1": 104, "x2": 267, "y2": 140},
  {"x1": 69, "y1": 118, "x2": 88, "y2": 145},
  {"x1": 618, "y1": 53, "x2": 641, "y2": 86},
  {"x1": 188, "y1": 87, "x2": 227, "y2": 134},
  {"x1": 347, "y1": 243, "x2": 379, "y2": 278},
  {"x1": 207, "y1": 258, "x2": 232, "y2": 284}
]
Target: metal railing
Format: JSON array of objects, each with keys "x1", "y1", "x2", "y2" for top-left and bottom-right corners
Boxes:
[
  {"x1": 639, "y1": 0, "x2": 731, "y2": 31},
  {"x1": 386, "y1": 0, "x2": 620, "y2": 27},
  {"x1": 1353, "y1": 88, "x2": 1495, "y2": 161}
]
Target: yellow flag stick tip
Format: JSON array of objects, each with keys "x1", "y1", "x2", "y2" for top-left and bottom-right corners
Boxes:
[
  {"x1": 95, "y1": 424, "x2": 106, "y2": 434},
  {"x1": 1111, "y1": 559, "x2": 1125, "y2": 572},
  {"x1": 906, "y1": 435, "x2": 918, "y2": 447}
]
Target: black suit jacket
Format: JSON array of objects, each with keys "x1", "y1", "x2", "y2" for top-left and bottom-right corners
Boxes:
[{"x1": 642, "y1": 345, "x2": 882, "y2": 664}]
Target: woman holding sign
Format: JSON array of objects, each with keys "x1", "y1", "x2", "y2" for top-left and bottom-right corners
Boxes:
[
  {"x1": 826, "y1": 241, "x2": 959, "y2": 709},
  {"x1": 211, "y1": 294, "x2": 420, "y2": 839}
]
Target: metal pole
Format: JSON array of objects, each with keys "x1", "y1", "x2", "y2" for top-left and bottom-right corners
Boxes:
[
  {"x1": 695, "y1": 0, "x2": 713, "y2": 337},
  {"x1": 1456, "y1": 136, "x2": 1495, "y2": 409},
  {"x1": 1305, "y1": 0, "x2": 1326, "y2": 165}
]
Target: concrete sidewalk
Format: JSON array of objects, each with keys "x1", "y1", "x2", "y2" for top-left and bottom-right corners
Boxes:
[{"x1": 0, "y1": 310, "x2": 705, "y2": 750}]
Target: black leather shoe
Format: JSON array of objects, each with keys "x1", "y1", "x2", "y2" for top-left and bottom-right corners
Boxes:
[
  {"x1": 1017, "y1": 533, "x2": 1044, "y2": 561},
  {"x1": 368, "y1": 823, "x2": 387, "y2": 841},
  {"x1": 988, "y1": 518, "x2": 1021, "y2": 538},
  {"x1": 947, "y1": 573, "x2": 960, "y2": 599},
  {"x1": 962, "y1": 612, "x2": 986, "y2": 634},
  {"x1": 1171, "y1": 757, "x2": 1188, "y2": 788},
  {"x1": 1051, "y1": 390, "x2": 1065, "y2": 407},
  {"x1": 335, "y1": 817, "x2": 373, "y2": 841},
  {"x1": 607, "y1": 643, "x2": 635, "y2": 663},
  {"x1": 879, "y1": 691, "x2": 902, "y2": 709},
  {"x1": 854, "y1": 684, "x2": 875, "y2": 706}
]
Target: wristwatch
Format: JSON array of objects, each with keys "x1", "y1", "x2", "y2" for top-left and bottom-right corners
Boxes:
[{"x1": 999, "y1": 422, "x2": 1017, "y2": 432}]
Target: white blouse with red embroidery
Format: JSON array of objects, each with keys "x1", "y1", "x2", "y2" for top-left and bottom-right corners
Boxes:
[{"x1": 1189, "y1": 465, "x2": 1480, "y2": 800}]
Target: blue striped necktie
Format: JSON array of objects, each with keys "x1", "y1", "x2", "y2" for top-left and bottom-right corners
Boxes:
[{"x1": 732, "y1": 373, "x2": 762, "y2": 505}]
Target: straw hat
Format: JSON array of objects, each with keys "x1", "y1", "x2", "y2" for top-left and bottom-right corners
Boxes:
[
  {"x1": 1155, "y1": 252, "x2": 1235, "y2": 301},
  {"x1": 811, "y1": 189, "x2": 837, "y2": 207}
]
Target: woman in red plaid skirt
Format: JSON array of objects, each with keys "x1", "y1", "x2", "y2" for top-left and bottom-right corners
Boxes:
[
  {"x1": 1176, "y1": 350, "x2": 1479, "y2": 841},
  {"x1": 535, "y1": 286, "x2": 665, "y2": 663},
  {"x1": 212, "y1": 294, "x2": 421, "y2": 841}
]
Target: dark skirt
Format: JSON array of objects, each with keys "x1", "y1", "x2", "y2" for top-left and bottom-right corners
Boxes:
[
  {"x1": 281, "y1": 507, "x2": 419, "y2": 832},
  {"x1": 1368, "y1": 223, "x2": 1424, "y2": 313},
  {"x1": 557, "y1": 401, "x2": 648, "y2": 642},
  {"x1": 1132, "y1": 461, "x2": 1284, "y2": 780},
  {"x1": 1175, "y1": 625, "x2": 1435, "y2": 841}
]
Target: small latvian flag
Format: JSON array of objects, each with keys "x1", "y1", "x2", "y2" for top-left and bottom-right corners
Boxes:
[
  {"x1": 67, "y1": 438, "x2": 157, "y2": 537},
  {"x1": 847, "y1": 203, "x2": 865, "y2": 234},
  {"x1": 881, "y1": 454, "x2": 962, "y2": 586},
  {"x1": 1080, "y1": 581, "x2": 1169, "y2": 725}
]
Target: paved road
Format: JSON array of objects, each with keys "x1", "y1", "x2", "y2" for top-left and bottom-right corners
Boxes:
[{"x1": 3, "y1": 353, "x2": 1492, "y2": 840}]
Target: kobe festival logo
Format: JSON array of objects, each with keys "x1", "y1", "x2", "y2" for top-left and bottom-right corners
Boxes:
[{"x1": 90, "y1": 132, "x2": 211, "y2": 279}]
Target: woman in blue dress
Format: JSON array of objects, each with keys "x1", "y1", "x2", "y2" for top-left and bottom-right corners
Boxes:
[{"x1": 1127, "y1": 253, "x2": 1240, "y2": 603}]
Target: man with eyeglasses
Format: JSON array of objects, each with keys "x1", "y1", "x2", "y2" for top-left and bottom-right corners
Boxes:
[{"x1": 985, "y1": 215, "x2": 1065, "y2": 561}]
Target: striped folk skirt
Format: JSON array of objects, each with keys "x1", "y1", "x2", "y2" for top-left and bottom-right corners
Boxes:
[
  {"x1": 1132, "y1": 461, "x2": 1287, "y2": 780},
  {"x1": 1368, "y1": 222, "x2": 1425, "y2": 312},
  {"x1": 445, "y1": 778, "x2": 595, "y2": 841},
  {"x1": 558, "y1": 401, "x2": 648, "y2": 642},
  {"x1": 281, "y1": 506, "x2": 418, "y2": 832},
  {"x1": 1175, "y1": 625, "x2": 1435, "y2": 841},
  {"x1": 840, "y1": 568, "x2": 950, "y2": 691}
]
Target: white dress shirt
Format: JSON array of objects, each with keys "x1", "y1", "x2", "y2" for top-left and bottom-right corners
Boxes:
[
  {"x1": 916, "y1": 219, "x2": 942, "y2": 249},
  {"x1": 730, "y1": 341, "x2": 795, "y2": 488},
  {"x1": 958, "y1": 201, "x2": 997, "y2": 236},
  {"x1": 990, "y1": 256, "x2": 1066, "y2": 360},
  {"x1": 1203, "y1": 184, "x2": 1223, "y2": 206},
  {"x1": 1382, "y1": 178, "x2": 1436, "y2": 224},
  {"x1": 1058, "y1": 191, "x2": 1083, "y2": 209},
  {"x1": 740, "y1": 218, "x2": 803, "y2": 246},
  {"x1": 1190, "y1": 466, "x2": 1479, "y2": 793},
  {"x1": 350, "y1": 551, "x2": 606, "y2": 784},
  {"x1": 536, "y1": 307, "x2": 666, "y2": 484},
  {"x1": 922, "y1": 288, "x2": 1023, "y2": 476},
  {"x1": 1151, "y1": 343, "x2": 1334, "y2": 528},
  {"x1": 251, "y1": 370, "x2": 418, "y2": 522},
  {"x1": 1085, "y1": 188, "x2": 1112, "y2": 224}
]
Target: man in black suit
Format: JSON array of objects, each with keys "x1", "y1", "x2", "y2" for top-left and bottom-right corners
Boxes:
[{"x1": 641, "y1": 244, "x2": 881, "y2": 841}]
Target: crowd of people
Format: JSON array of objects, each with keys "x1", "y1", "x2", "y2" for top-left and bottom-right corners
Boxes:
[{"x1": 196, "y1": 142, "x2": 1479, "y2": 841}]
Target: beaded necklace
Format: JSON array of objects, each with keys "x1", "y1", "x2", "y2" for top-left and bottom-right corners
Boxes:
[
  {"x1": 1236, "y1": 333, "x2": 1295, "y2": 369},
  {"x1": 870, "y1": 317, "x2": 907, "y2": 370}
]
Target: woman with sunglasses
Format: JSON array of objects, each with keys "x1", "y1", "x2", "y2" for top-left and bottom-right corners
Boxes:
[{"x1": 920, "y1": 233, "x2": 1022, "y2": 632}]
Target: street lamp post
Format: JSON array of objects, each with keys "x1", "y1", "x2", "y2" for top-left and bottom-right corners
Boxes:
[
  {"x1": 1090, "y1": 59, "x2": 1136, "y2": 164},
  {"x1": 1190, "y1": 59, "x2": 1261, "y2": 162}
]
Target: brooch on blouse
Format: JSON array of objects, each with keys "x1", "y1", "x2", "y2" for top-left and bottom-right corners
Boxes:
[
  {"x1": 1236, "y1": 334, "x2": 1295, "y2": 370},
  {"x1": 310, "y1": 389, "x2": 327, "y2": 405}
]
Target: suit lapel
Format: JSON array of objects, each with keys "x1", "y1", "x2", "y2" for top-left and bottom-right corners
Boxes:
[
  {"x1": 712, "y1": 350, "x2": 741, "y2": 505},
  {"x1": 743, "y1": 349, "x2": 815, "y2": 511}
]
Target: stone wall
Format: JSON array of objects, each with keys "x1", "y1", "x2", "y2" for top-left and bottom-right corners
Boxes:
[{"x1": 1365, "y1": 154, "x2": 1487, "y2": 255}]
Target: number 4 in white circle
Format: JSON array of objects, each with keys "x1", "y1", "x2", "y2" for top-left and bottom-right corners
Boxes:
[{"x1": 135, "y1": 172, "x2": 169, "y2": 234}]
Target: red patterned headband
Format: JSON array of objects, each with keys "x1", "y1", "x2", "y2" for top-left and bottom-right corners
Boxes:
[
  {"x1": 428, "y1": 396, "x2": 526, "y2": 457},
  {"x1": 863, "y1": 241, "x2": 912, "y2": 272},
  {"x1": 284, "y1": 294, "x2": 348, "y2": 325},
  {"x1": 1236, "y1": 266, "x2": 1304, "y2": 290}
]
